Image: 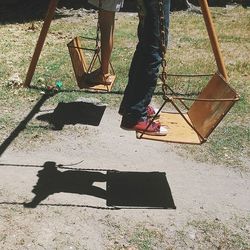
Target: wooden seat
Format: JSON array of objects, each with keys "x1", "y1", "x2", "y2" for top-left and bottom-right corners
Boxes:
[
  {"x1": 67, "y1": 37, "x2": 116, "y2": 92},
  {"x1": 137, "y1": 73, "x2": 239, "y2": 144}
]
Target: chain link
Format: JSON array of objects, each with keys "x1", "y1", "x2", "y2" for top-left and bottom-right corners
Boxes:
[
  {"x1": 158, "y1": 0, "x2": 169, "y2": 99},
  {"x1": 95, "y1": 0, "x2": 103, "y2": 48}
]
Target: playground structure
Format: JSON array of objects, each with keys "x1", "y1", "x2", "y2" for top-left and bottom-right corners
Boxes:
[{"x1": 23, "y1": 0, "x2": 239, "y2": 144}]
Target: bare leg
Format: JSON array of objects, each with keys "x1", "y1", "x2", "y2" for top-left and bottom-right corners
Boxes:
[
  {"x1": 99, "y1": 9, "x2": 115, "y2": 75},
  {"x1": 84, "y1": 10, "x2": 115, "y2": 85}
]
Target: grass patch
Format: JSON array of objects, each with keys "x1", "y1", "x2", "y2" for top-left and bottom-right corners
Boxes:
[
  {"x1": 0, "y1": 114, "x2": 14, "y2": 128},
  {"x1": 129, "y1": 226, "x2": 163, "y2": 250},
  {"x1": 210, "y1": 125, "x2": 249, "y2": 168},
  {"x1": 176, "y1": 218, "x2": 250, "y2": 250},
  {"x1": 178, "y1": 124, "x2": 250, "y2": 171},
  {"x1": 233, "y1": 95, "x2": 250, "y2": 118}
]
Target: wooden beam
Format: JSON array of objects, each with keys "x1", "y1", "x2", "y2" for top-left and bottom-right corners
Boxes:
[
  {"x1": 199, "y1": 0, "x2": 228, "y2": 81},
  {"x1": 24, "y1": 0, "x2": 59, "y2": 87}
]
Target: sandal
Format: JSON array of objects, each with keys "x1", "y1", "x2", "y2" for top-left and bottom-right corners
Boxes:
[
  {"x1": 85, "y1": 68, "x2": 112, "y2": 86},
  {"x1": 121, "y1": 117, "x2": 167, "y2": 136}
]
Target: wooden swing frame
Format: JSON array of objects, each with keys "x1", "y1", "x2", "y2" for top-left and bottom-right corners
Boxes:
[{"x1": 23, "y1": 0, "x2": 239, "y2": 144}]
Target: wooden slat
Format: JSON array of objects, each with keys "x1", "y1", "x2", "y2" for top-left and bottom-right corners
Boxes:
[
  {"x1": 188, "y1": 73, "x2": 238, "y2": 139},
  {"x1": 67, "y1": 37, "x2": 88, "y2": 84}
]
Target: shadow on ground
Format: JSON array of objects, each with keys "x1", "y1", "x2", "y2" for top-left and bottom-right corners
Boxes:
[
  {"x1": 0, "y1": 161, "x2": 176, "y2": 209},
  {"x1": 37, "y1": 101, "x2": 106, "y2": 130},
  {"x1": 0, "y1": 94, "x2": 50, "y2": 157},
  {"x1": 0, "y1": 95, "x2": 106, "y2": 157}
]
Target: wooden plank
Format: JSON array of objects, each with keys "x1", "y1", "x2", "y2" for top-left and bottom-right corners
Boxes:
[
  {"x1": 188, "y1": 73, "x2": 238, "y2": 140},
  {"x1": 67, "y1": 37, "x2": 88, "y2": 85}
]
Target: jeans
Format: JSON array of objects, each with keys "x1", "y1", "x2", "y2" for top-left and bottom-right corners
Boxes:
[{"x1": 119, "y1": 0, "x2": 170, "y2": 123}]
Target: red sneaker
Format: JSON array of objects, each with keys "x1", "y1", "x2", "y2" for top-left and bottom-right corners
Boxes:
[{"x1": 121, "y1": 117, "x2": 167, "y2": 136}]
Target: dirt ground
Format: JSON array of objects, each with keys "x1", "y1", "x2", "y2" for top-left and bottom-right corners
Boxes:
[{"x1": 0, "y1": 98, "x2": 249, "y2": 249}]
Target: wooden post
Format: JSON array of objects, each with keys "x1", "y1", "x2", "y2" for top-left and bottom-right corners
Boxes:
[
  {"x1": 199, "y1": 0, "x2": 228, "y2": 81},
  {"x1": 23, "y1": 0, "x2": 59, "y2": 87}
]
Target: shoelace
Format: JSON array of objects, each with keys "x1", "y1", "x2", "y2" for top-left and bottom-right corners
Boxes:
[{"x1": 146, "y1": 106, "x2": 155, "y2": 116}]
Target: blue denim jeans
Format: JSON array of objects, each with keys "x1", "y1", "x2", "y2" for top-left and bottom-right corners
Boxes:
[{"x1": 119, "y1": 0, "x2": 170, "y2": 123}]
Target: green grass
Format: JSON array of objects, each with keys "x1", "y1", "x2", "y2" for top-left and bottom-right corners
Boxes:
[
  {"x1": 129, "y1": 226, "x2": 163, "y2": 250},
  {"x1": 207, "y1": 125, "x2": 249, "y2": 167},
  {"x1": 0, "y1": 114, "x2": 15, "y2": 131},
  {"x1": 177, "y1": 123, "x2": 250, "y2": 171},
  {"x1": 178, "y1": 218, "x2": 250, "y2": 250},
  {"x1": 105, "y1": 216, "x2": 250, "y2": 249},
  {"x1": 0, "y1": 7, "x2": 249, "y2": 168}
]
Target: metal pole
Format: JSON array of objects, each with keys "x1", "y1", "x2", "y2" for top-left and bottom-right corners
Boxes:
[
  {"x1": 199, "y1": 0, "x2": 228, "y2": 81},
  {"x1": 24, "y1": 0, "x2": 59, "y2": 87}
]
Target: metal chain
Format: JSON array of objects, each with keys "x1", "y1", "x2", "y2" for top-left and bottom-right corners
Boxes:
[
  {"x1": 158, "y1": 0, "x2": 169, "y2": 100},
  {"x1": 95, "y1": 0, "x2": 103, "y2": 48}
]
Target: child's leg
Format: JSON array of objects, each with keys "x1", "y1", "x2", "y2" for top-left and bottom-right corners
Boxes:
[{"x1": 99, "y1": 9, "x2": 115, "y2": 75}]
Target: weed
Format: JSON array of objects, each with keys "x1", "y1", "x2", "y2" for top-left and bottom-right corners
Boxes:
[
  {"x1": 0, "y1": 233, "x2": 7, "y2": 243},
  {"x1": 183, "y1": 219, "x2": 250, "y2": 249},
  {"x1": 178, "y1": 124, "x2": 249, "y2": 170},
  {"x1": 129, "y1": 226, "x2": 163, "y2": 250}
]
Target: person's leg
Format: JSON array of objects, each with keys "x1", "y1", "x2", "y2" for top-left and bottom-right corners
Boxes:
[
  {"x1": 99, "y1": 9, "x2": 115, "y2": 75},
  {"x1": 85, "y1": 9, "x2": 115, "y2": 85},
  {"x1": 119, "y1": 0, "x2": 170, "y2": 133}
]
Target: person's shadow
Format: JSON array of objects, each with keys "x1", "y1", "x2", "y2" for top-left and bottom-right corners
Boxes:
[
  {"x1": 24, "y1": 161, "x2": 176, "y2": 209},
  {"x1": 24, "y1": 161, "x2": 107, "y2": 208}
]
